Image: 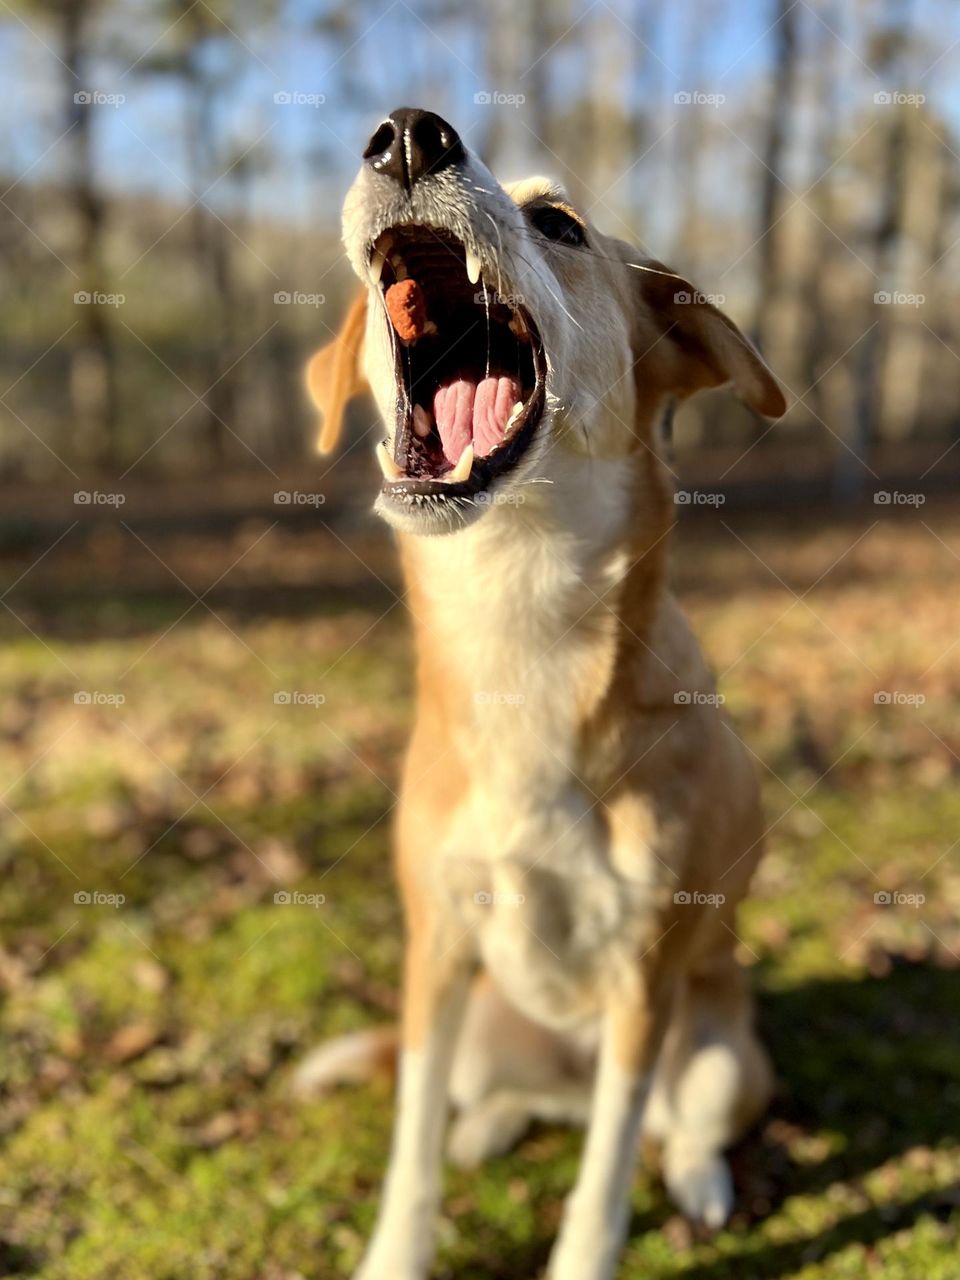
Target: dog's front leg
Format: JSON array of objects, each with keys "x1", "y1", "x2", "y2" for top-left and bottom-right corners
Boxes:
[
  {"x1": 547, "y1": 977, "x2": 673, "y2": 1280},
  {"x1": 353, "y1": 926, "x2": 472, "y2": 1280}
]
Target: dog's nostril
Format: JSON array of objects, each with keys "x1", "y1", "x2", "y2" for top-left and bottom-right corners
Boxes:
[
  {"x1": 363, "y1": 121, "x2": 396, "y2": 163},
  {"x1": 363, "y1": 107, "x2": 464, "y2": 191},
  {"x1": 412, "y1": 117, "x2": 443, "y2": 159}
]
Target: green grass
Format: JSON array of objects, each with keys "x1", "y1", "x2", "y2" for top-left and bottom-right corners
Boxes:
[{"x1": 0, "y1": 506, "x2": 958, "y2": 1278}]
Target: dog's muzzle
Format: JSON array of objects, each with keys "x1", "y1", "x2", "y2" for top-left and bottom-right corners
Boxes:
[{"x1": 355, "y1": 109, "x2": 548, "y2": 531}]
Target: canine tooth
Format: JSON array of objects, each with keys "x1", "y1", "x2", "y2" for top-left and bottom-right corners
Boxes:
[
  {"x1": 370, "y1": 243, "x2": 387, "y2": 285},
  {"x1": 369, "y1": 232, "x2": 394, "y2": 285},
  {"x1": 465, "y1": 249, "x2": 482, "y2": 285},
  {"x1": 444, "y1": 444, "x2": 474, "y2": 484},
  {"x1": 413, "y1": 405, "x2": 432, "y2": 438},
  {"x1": 376, "y1": 440, "x2": 403, "y2": 481},
  {"x1": 506, "y1": 401, "x2": 524, "y2": 431},
  {"x1": 390, "y1": 253, "x2": 408, "y2": 281}
]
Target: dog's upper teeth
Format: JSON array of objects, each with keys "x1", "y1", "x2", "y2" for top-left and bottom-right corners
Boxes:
[
  {"x1": 370, "y1": 244, "x2": 387, "y2": 285},
  {"x1": 444, "y1": 443, "x2": 474, "y2": 484},
  {"x1": 376, "y1": 440, "x2": 403, "y2": 481},
  {"x1": 370, "y1": 233, "x2": 393, "y2": 284},
  {"x1": 390, "y1": 254, "x2": 408, "y2": 281},
  {"x1": 465, "y1": 249, "x2": 482, "y2": 285}
]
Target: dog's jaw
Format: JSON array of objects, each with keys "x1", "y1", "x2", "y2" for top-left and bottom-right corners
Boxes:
[{"x1": 342, "y1": 155, "x2": 570, "y2": 537}]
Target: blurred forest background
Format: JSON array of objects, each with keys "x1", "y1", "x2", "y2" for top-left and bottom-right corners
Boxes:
[{"x1": 1, "y1": 0, "x2": 959, "y2": 496}]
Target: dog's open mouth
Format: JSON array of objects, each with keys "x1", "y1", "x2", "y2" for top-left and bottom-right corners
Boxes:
[{"x1": 369, "y1": 225, "x2": 546, "y2": 501}]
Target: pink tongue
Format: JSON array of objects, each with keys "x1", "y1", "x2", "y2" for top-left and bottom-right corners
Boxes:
[{"x1": 432, "y1": 374, "x2": 521, "y2": 465}]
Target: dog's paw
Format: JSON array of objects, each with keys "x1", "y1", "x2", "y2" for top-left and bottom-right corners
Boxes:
[
  {"x1": 447, "y1": 1095, "x2": 530, "y2": 1168},
  {"x1": 664, "y1": 1148, "x2": 734, "y2": 1229}
]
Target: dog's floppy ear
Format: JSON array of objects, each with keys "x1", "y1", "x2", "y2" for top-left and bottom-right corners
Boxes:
[
  {"x1": 306, "y1": 291, "x2": 368, "y2": 454},
  {"x1": 634, "y1": 265, "x2": 786, "y2": 419}
]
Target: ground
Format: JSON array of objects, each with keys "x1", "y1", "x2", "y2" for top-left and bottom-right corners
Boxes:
[{"x1": 0, "y1": 490, "x2": 958, "y2": 1280}]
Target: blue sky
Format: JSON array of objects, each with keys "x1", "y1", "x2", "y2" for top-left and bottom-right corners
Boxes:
[{"x1": 3, "y1": 0, "x2": 959, "y2": 242}]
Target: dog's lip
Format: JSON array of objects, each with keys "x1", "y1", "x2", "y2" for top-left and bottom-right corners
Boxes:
[
  {"x1": 378, "y1": 372, "x2": 547, "y2": 504},
  {"x1": 367, "y1": 222, "x2": 548, "y2": 506}
]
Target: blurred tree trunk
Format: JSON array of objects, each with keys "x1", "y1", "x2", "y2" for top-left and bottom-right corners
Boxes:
[
  {"x1": 843, "y1": 0, "x2": 915, "y2": 497},
  {"x1": 805, "y1": 1, "x2": 858, "y2": 474},
  {"x1": 181, "y1": 21, "x2": 235, "y2": 465},
  {"x1": 585, "y1": 5, "x2": 634, "y2": 226},
  {"x1": 58, "y1": 0, "x2": 120, "y2": 466},
  {"x1": 674, "y1": 5, "x2": 708, "y2": 276},
  {"x1": 481, "y1": 0, "x2": 512, "y2": 168},
  {"x1": 877, "y1": 106, "x2": 946, "y2": 440},
  {"x1": 519, "y1": 1, "x2": 551, "y2": 171},
  {"x1": 752, "y1": 0, "x2": 799, "y2": 368}
]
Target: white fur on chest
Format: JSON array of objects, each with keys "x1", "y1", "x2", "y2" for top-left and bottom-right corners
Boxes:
[
  {"x1": 407, "y1": 460, "x2": 659, "y2": 1029},
  {"x1": 409, "y1": 455, "x2": 632, "y2": 821}
]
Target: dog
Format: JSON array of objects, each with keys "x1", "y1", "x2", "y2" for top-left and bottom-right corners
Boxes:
[{"x1": 302, "y1": 107, "x2": 786, "y2": 1280}]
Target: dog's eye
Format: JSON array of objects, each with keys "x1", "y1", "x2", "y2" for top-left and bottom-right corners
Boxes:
[{"x1": 527, "y1": 204, "x2": 586, "y2": 247}]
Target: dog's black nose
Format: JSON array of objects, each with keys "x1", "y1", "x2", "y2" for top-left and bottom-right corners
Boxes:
[{"x1": 363, "y1": 108, "x2": 464, "y2": 191}]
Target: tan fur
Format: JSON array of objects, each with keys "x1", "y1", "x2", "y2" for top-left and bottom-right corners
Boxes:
[{"x1": 304, "y1": 139, "x2": 785, "y2": 1280}]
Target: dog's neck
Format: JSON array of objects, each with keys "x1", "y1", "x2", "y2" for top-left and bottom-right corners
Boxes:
[{"x1": 397, "y1": 445, "x2": 675, "y2": 803}]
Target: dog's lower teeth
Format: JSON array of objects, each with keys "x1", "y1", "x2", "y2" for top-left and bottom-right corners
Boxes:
[
  {"x1": 376, "y1": 440, "x2": 403, "y2": 481},
  {"x1": 507, "y1": 401, "x2": 524, "y2": 431}
]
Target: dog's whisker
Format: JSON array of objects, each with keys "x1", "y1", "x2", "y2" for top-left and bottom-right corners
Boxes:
[{"x1": 511, "y1": 247, "x2": 585, "y2": 333}]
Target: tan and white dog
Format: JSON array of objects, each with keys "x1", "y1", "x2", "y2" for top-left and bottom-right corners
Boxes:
[{"x1": 303, "y1": 108, "x2": 786, "y2": 1280}]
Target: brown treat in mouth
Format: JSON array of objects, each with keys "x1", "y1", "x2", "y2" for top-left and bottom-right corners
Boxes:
[{"x1": 385, "y1": 278, "x2": 427, "y2": 342}]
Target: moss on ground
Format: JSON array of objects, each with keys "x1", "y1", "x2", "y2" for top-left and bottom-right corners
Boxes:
[{"x1": 0, "y1": 507, "x2": 957, "y2": 1278}]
